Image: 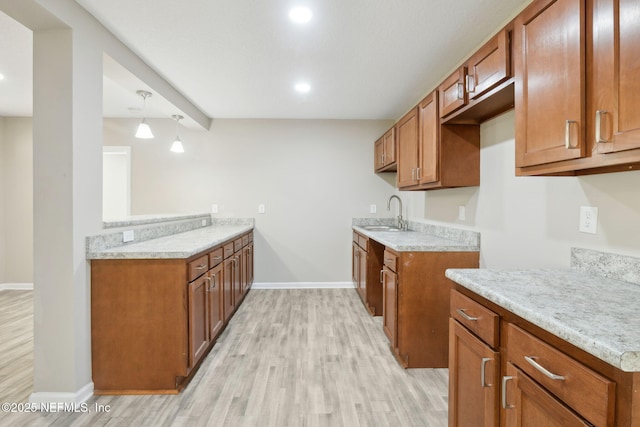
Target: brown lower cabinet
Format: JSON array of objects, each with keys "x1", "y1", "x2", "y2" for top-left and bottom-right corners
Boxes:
[
  {"x1": 352, "y1": 231, "x2": 384, "y2": 316},
  {"x1": 91, "y1": 231, "x2": 253, "y2": 394},
  {"x1": 448, "y1": 287, "x2": 632, "y2": 427},
  {"x1": 382, "y1": 249, "x2": 479, "y2": 368}
]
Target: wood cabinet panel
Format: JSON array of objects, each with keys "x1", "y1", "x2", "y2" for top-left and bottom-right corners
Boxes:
[
  {"x1": 451, "y1": 290, "x2": 499, "y2": 348},
  {"x1": 514, "y1": 0, "x2": 585, "y2": 167},
  {"x1": 418, "y1": 92, "x2": 439, "y2": 185},
  {"x1": 467, "y1": 29, "x2": 510, "y2": 100},
  {"x1": 188, "y1": 255, "x2": 208, "y2": 282},
  {"x1": 440, "y1": 67, "x2": 467, "y2": 118},
  {"x1": 208, "y1": 263, "x2": 224, "y2": 341},
  {"x1": 504, "y1": 362, "x2": 593, "y2": 426},
  {"x1": 396, "y1": 107, "x2": 420, "y2": 188},
  {"x1": 382, "y1": 267, "x2": 397, "y2": 347},
  {"x1": 506, "y1": 323, "x2": 615, "y2": 427},
  {"x1": 223, "y1": 257, "x2": 235, "y2": 323},
  {"x1": 374, "y1": 127, "x2": 397, "y2": 172},
  {"x1": 188, "y1": 274, "x2": 210, "y2": 368},
  {"x1": 449, "y1": 319, "x2": 499, "y2": 427},
  {"x1": 208, "y1": 247, "x2": 223, "y2": 268},
  {"x1": 590, "y1": 0, "x2": 640, "y2": 155}
]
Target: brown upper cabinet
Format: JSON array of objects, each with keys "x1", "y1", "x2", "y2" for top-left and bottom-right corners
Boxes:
[
  {"x1": 439, "y1": 67, "x2": 468, "y2": 118},
  {"x1": 515, "y1": 0, "x2": 640, "y2": 175},
  {"x1": 440, "y1": 28, "x2": 513, "y2": 125},
  {"x1": 374, "y1": 127, "x2": 397, "y2": 172},
  {"x1": 397, "y1": 92, "x2": 480, "y2": 190}
]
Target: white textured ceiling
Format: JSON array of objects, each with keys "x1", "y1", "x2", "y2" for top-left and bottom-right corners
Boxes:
[{"x1": 1, "y1": 0, "x2": 531, "y2": 120}]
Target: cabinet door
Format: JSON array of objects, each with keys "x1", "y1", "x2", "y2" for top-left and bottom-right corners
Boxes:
[
  {"x1": 383, "y1": 127, "x2": 396, "y2": 166},
  {"x1": 591, "y1": 0, "x2": 640, "y2": 154},
  {"x1": 233, "y1": 252, "x2": 243, "y2": 305},
  {"x1": 358, "y1": 246, "x2": 367, "y2": 301},
  {"x1": 188, "y1": 275, "x2": 210, "y2": 368},
  {"x1": 439, "y1": 67, "x2": 467, "y2": 118},
  {"x1": 418, "y1": 91, "x2": 439, "y2": 185},
  {"x1": 448, "y1": 319, "x2": 499, "y2": 427},
  {"x1": 514, "y1": 0, "x2": 585, "y2": 167},
  {"x1": 382, "y1": 268, "x2": 397, "y2": 347},
  {"x1": 374, "y1": 138, "x2": 385, "y2": 171},
  {"x1": 466, "y1": 29, "x2": 510, "y2": 100},
  {"x1": 503, "y1": 363, "x2": 592, "y2": 427},
  {"x1": 223, "y1": 258, "x2": 235, "y2": 322},
  {"x1": 396, "y1": 107, "x2": 420, "y2": 188},
  {"x1": 208, "y1": 264, "x2": 224, "y2": 341},
  {"x1": 243, "y1": 243, "x2": 254, "y2": 293},
  {"x1": 352, "y1": 242, "x2": 360, "y2": 288}
]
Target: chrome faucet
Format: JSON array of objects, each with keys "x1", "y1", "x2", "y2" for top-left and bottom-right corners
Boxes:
[{"x1": 387, "y1": 195, "x2": 407, "y2": 230}]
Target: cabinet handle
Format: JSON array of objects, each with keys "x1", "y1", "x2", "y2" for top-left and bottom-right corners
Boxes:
[
  {"x1": 457, "y1": 82, "x2": 464, "y2": 100},
  {"x1": 380, "y1": 269, "x2": 384, "y2": 284},
  {"x1": 466, "y1": 74, "x2": 476, "y2": 93},
  {"x1": 480, "y1": 357, "x2": 492, "y2": 388},
  {"x1": 211, "y1": 273, "x2": 217, "y2": 288},
  {"x1": 524, "y1": 356, "x2": 565, "y2": 380},
  {"x1": 411, "y1": 168, "x2": 416, "y2": 180},
  {"x1": 565, "y1": 120, "x2": 578, "y2": 149},
  {"x1": 205, "y1": 276, "x2": 212, "y2": 292},
  {"x1": 501, "y1": 376, "x2": 514, "y2": 409},
  {"x1": 456, "y1": 308, "x2": 478, "y2": 321},
  {"x1": 212, "y1": 255, "x2": 222, "y2": 260},
  {"x1": 195, "y1": 264, "x2": 207, "y2": 270},
  {"x1": 595, "y1": 110, "x2": 608, "y2": 144},
  {"x1": 382, "y1": 152, "x2": 385, "y2": 165},
  {"x1": 416, "y1": 167, "x2": 420, "y2": 180}
]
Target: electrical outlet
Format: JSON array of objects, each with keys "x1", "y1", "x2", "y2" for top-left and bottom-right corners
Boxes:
[
  {"x1": 258, "y1": 204, "x2": 266, "y2": 214},
  {"x1": 211, "y1": 204, "x2": 218, "y2": 214},
  {"x1": 579, "y1": 206, "x2": 598, "y2": 234},
  {"x1": 458, "y1": 206, "x2": 466, "y2": 221},
  {"x1": 123, "y1": 230, "x2": 134, "y2": 243},
  {"x1": 201, "y1": 219, "x2": 207, "y2": 226},
  {"x1": 370, "y1": 204, "x2": 377, "y2": 214}
]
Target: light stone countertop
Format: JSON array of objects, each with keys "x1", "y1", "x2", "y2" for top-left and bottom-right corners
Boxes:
[
  {"x1": 445, "y1": 268, "x2": 640, "y2": 372},
  {"x1": 87, "y1": 224, "x2": 253, "y2": 259},
  {"x1": 352, "y1": 226, "x2": 480, "y2": 252}
]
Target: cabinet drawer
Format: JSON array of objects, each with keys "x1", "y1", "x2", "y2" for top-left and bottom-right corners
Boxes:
[
  {"x1": 353, "y1": 231, "x2": 359, "y2": 244},
  {"x1": 248, "y1": 232, "x2": 253, "y2": 243},
  {"x1": 450, "y1": 290, "x2": 499, "y2": 348},
  {"x1": 383, "y1": 250, "x2": 397, "y2": 272},
  {"x1": 208, "y1": 247, "x2": 223, "y2": 268},
  {"x1": 358, "y1": 235, "x2": 369, "y2": 251},
  {"x1": 242, "y1": 234, "x2": 249, "y2": 247},
  {"x1": 223, "y1": 242, "x2": 234, "y2": 259},
  {"x1": 506, "y1": 323, "x2": 615, "y2": 427},
  {"x1": 188, "y1": 255, "x2": 209, "y2": 282},
  {"x1": 234, "y1": 238, "x2": 244, "y2": 252}
]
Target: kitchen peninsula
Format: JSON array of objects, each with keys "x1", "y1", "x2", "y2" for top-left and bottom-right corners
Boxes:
[{"x1": 87, "y1": 214, "x2": 254, "y2": 394}]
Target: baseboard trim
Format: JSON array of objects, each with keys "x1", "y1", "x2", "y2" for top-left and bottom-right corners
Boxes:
[
  {"x1": 252, "y1": 282, "x2": 355, "y2": 290},
  {"x1": 0, "y1": 283, "x2": 34, "y2": 291},
  {"x1": 29, "y1": 382, "x2": 94, "y2": 407}
]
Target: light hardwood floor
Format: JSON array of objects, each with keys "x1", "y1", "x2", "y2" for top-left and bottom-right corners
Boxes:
[{"x1": 0, "y1": 289, "x2": 448, "y2": 426}]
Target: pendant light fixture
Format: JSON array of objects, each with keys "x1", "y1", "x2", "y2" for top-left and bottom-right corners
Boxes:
[
  {"x1": 135, "y1": 90, "x2": 154, "y2": 139},
  {"x1": 170, "y1": 114, "x2": 185, "y2": 153}
]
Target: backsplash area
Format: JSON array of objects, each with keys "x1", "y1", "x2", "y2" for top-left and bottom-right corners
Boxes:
[{"x1": 571, "y1": 248, "x2": 640, "y2": 286}]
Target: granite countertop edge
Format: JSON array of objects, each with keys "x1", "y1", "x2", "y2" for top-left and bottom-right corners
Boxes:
[
  {"x1": 445, "y1": 268, "x2": 640, "y2": 372},
  {"x1": 352, "y1": 225, "x2": 480, "y2": 252},
  {"x1": 87, "y1": 224, "x2": 254, "y2": 260}
]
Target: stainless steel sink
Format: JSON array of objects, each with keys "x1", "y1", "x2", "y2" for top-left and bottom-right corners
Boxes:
[{"x1": 361, "y1": 225, "x2": 402, "y2": 232}]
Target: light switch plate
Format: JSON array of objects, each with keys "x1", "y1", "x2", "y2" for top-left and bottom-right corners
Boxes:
[
  {"x1": 370, "y1": 204, "x2": 377, "y2": 214},
  {"x1": 123, "y1": 230, "x2": 134, "y2": 242},
  {"x1": 579, "y1": 206, "x2": 598, "y2": 234},
  {"x1": 258, "y1": 204, "x2": 266, "y2": 214},
  {"x1": 458, "y1": 206, "x2": 466, "y2": 221},
  {"x1": 211, "y1": 204, "x2": 218, "y2": 214}
]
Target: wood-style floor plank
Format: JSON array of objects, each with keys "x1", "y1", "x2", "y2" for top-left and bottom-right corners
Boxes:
[{"x1": 0, "y1": 289, "x2": 448, "y2": 426}]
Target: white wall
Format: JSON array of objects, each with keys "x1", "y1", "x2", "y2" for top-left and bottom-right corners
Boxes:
[
  {"x1": 402, "y1": 109, "x2": 640, "y2": 268},
  {"x1": 104, "y1": 118, "x2": 397, "y2": 284},
  {"x1": 0, "y1": 117, "x2": 33, "y2": 283}
]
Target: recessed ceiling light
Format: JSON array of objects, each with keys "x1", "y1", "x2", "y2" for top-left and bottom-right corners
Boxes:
[
  {"x1": 289, "y1": 7, "x2": 312, "y2": 23},
  {"x1": 294, "y1": 82, "x2": 311, "y2": 93}
]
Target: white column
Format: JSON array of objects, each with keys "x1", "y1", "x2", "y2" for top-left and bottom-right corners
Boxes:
[{"x1": 30, "y1": 26, "x2": 102, "y2": 404}]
